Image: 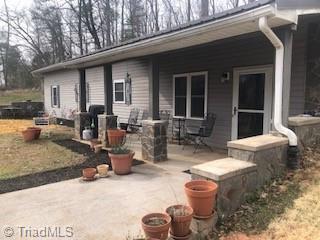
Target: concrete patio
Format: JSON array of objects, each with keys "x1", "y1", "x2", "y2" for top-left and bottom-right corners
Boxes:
[{"x1": 0, "y1": 149, "x2": 225, "y2": 240}]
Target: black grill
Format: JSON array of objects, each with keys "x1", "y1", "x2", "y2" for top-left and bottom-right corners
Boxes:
[{"x1": 88, "y1": 105, "x2": 105, "y2": 138}]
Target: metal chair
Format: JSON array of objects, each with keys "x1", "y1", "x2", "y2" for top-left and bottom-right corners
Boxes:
[
  {"x1": 120, "y1": 108, "x2": 140, "y2": 132},
  {"x1": 184, "y1": 113, "x2": 217, "y2": 153}
]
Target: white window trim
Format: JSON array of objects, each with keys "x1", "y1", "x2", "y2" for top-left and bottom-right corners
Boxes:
[
  {"x1": 52, "y1": 85, "x2": 59, "y2": 108},
  {"x1": 113, "y1": 79, "x2": 126, "y2": 104},
  {"x1": 173, "y1": 71, "x2": 208, "y2": 120}
]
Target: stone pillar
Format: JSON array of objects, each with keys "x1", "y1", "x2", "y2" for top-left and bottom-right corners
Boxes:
[
  {"x1": 74, "y1": 112, "x2": 91, "y2": 140},
  {"x1": 141, "y1": 120, "x2": 168, "y2": 162},
  {"x1": 98, "y1": 114, "x2": 118, "y2": 147}
]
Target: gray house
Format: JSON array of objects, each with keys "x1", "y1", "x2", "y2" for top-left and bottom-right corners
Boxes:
[{"x1": 34, "y1": 0, "x2": 320, "y2": 154}]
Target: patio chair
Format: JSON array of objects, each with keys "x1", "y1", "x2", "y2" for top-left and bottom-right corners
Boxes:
[
  {"x1": 184, "y1": 113, "x2": 217, "y2": 153},
  {"x1": 120, "y1": 108, "x2": 140, "y2": 132},
  {"x1": 159, "y1": 110, "x2": 171, "y2": 121}
]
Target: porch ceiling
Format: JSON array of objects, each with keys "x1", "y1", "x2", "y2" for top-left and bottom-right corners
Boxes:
[{"x1": 34, "y1": 2, "x2": 299, "y2": 74}]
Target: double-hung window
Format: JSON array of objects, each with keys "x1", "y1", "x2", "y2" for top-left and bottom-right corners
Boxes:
[
  {"x1": 173, "y1": 72, "x2": 208, "y2": 119},
  {"x1": 113, "y1": 79, "x2": 125, "y2": 103}
]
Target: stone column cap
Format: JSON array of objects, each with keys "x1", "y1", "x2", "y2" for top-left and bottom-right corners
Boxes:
[
  {"x1": 98, "y1": 114, "x2": 118, "y2": 118},
  {"x1": 227, "y1": 134, "x2": 288, "y2": 152},
  {"x1": 191, "y1": 158, "x2": 257, "y2": 181},
  {"x1": 288, "y1": 116, "x2": 320, "y2": 127}
]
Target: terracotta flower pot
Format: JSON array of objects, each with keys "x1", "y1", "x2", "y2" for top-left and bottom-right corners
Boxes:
[
  {"x1": 94, "y1": 145, "x2": 102, "y2": 154},
  {"x1": 184, "y1": 180, "x2": 218, "y2": 218},
  {"x1": 141, "y1": 213, "x2": 171, "y2": 240},
  {"x1": 107, "y1": 129, "x2": 126, "y2": 147},
  {"x1": 22, "y1": 129, "x2": 36, "y2": 142},
  {"x1": 108, "y1": 151, "x2": 135, "y2": 175},
  {"x1": 82, "y1": 168, "x2": 97, "y2": 179},
  {"x1": 90, "y1": 139, "x2": 101, "y2": 150},
  {"x1": 27, "y1": 127, "x2": 42, "y2": 139},
  {"x1": 166, "y1": 205, "x2": 193, "y2": 238}
]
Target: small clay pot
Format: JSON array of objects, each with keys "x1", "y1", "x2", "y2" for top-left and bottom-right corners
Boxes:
[
  {"x1": 184, "y1": 180, "x2": 218, "y2": 218},
  {"x1": 141, "y1": 213, "x2": 171, "y2": 240},
  {"x1": 108, "y1": 151, "x2": 135, "y2": 175},
  {"x1": 22, "y1": 129, "x2": 36, "y2": 142},
  {"x1": 90, "y1": 139, "x2": 101, "y2": 150},
  {"x1": 94, "y1": 145, "x2": 102, "y2": 154},
  {"x1": 27, "y1": 127, "x2": 42, "y2": 139},
  {"x1": 82, "y1": 168, "x2": 97, "y2": 179},
  {"x1": 166, "y1": 205, "x2": 193, "y2": 238},
  {"x1": 97, "y1": 164, "x2": 109, "y2": 177}
]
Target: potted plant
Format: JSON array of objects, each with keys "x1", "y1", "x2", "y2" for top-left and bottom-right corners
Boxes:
[
  {"x1": 165, "y1": 205, "x2": 193, "y2": 238},
  {"x1": 184, "y1": 180, "x2": 218, "y2": 218},
  {"x1": 107, "y1": 128, "x2": 126, "y2": 147},
  {"x1": 141, "y1": 213, "x2": 171, "y2": 240},
  {"x1": 22, "y1": 128, "x2": 36, "y2": 142},
  {"x1": 108, "y1": 146, "x2": 135, "y2": 175}
]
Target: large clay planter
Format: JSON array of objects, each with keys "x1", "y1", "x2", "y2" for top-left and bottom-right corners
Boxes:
[
  {"x1": 141, "y1": 213, "x2": 171, "y2": 240},
  {"x1": 22, "y1": 129, "x2": 36, "y2": 142},
  {"x1": 107, "y1": 129, "x2": 126, "y2": 147},
  {"x1": 108, "y1": 151, "x2": 135, "y2": 175},
  {"x1": 166, "y1": 205, "x2": 193, "y2": 238},
  {"x1": 27, "y1": 127, "x2": 42, "y2": 140},
  {"x1": 184, "y1": 180, "x2": 218, "y2": 218}
]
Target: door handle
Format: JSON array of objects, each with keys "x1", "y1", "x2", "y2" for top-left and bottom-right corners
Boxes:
[{"x1": 233, "y1": 106, "x2": 238, "y2": 116}]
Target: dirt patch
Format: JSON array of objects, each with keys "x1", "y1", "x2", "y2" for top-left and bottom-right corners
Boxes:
[{"x1": 0, "y1": 139, "x2": 143, "y2": 194}]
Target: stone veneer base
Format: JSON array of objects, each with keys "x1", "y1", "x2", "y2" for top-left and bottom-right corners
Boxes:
[
  {"x1": 141, "y1": 120, "x2": 168, "y2": 162},
  {"x1": 74, "y1": 112, "x2": 91, "y2": 140}
]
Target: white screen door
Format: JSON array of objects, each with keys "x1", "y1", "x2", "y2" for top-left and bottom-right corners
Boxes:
[{"x1": 232, "y1": 66, "x2": 273, "y2": 140}]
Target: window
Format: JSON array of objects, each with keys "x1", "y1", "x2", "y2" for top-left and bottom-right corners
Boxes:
[
  {"x1": 113, "y1": 79, "x2": 125, "y2": 103},
  {"x1": 51, "y1": 85, "x2": 60, "y2": 108},
  {"x1": 173, "y1": 72, "x2": 207, "y2": 119}
]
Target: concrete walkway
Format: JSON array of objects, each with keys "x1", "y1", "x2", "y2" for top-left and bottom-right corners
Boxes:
[
  {"x1": 1, "y1": 163, "x2": 192, "y2": 240},
  {"x1": 0, "y1": 143, "x2": 226, "y2": 240}
]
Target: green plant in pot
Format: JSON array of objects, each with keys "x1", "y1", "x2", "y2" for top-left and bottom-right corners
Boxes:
[{"x1": 108, "y1": 145, "x2": 135, "y2": 175}]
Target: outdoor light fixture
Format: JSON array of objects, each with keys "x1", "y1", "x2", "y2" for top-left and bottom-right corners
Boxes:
[
  {"x1": 221, "y1": 72, "x2": 230, "y2": 83},
  {"x1": 125, "y1": 73, "x2": 132, "y2": 105}
]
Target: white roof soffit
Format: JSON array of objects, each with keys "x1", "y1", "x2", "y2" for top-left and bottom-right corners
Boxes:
[{"x1": 34, "y1": 3, "x2": 299, "y2": 74}]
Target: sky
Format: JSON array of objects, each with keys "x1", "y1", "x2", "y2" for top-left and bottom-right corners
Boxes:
[{"x1": 0, "y1": 0, "x2": 33, "y2": 10}]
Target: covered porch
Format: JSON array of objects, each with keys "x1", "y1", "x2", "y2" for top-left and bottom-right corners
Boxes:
[{"x1": 73, "y1": 2, "x2": 301, "y2": 163}]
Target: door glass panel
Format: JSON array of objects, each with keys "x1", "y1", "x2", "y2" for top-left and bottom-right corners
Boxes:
[
  {"x1": 238, "y1": 73, "x2": 265, "y2": 110},
  {"x1": 174, "y1": 76, "x2": 187, "y2": 117},
  {"x1": 238, "y1": 112, "x2": 263, "y2": 139},
  {"x1": 191, "y1": 75, "x2": 205, "y2": 118}
]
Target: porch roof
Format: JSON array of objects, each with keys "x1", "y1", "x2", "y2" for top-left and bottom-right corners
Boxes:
[{"x1": 34, "y1": 0, "x2": 303, "y2": 74}]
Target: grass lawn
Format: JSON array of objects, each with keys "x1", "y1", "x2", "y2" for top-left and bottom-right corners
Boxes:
[
  {"x1": 0, "y1": 89, "x2": 43, "y2": 105},
  {"x1": 0, "y1": 120, "x2": 84, "y2": 180},
  {"x1": 220, "y1": 147, "x2": 320, "y2": 240}
]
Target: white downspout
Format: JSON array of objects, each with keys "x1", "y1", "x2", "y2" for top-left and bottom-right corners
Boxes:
[{"x1": 259, "y1": 16, "x2": 297, "y2": 146}]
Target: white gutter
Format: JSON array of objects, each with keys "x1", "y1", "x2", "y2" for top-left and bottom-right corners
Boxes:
[{"x1": 258, "y1": 16, "x2": 297, "y2": 146}]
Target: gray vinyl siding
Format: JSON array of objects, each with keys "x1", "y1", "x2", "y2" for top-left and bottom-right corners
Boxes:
[
  {"x1": 289, "y1": 18, "x2": 308, "y2": 116},
  {"x1": 158, "y1": 34, "x2": 275, "y2": 149},
  {"x1": 43, "y1": 69, "x2": 79, "y2": 119},
  {"x1": 86, "y1": 66, "x2": 104, "y2": 109},
  {"x1": 112, "y1": 59, "x2": 149, "y2": 123}
]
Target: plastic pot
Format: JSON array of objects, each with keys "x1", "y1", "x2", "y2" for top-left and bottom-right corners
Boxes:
[
  {"x1": 166, "y1": 205, "x2": 193, "y2": 238},
  {"x1": 108, "y1": 151, "x2": 135, "y2": 175},
  {"x1": 184, "y1": 180, "x2": 218, "y2": 218},
  {"x1": 141, "y1": 213, "x2": 171, "y2": 240}
]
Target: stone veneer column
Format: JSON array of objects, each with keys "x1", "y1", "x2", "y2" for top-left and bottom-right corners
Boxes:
[
  {"x1": 98, "y1": 114, "x2": 118, "y2": 147},
  {"x1": 141, "y1": 120, "x2": 168, "y2": 162},
  {"x1": 74, "y1": 112, "x2": 91, "y2": 140}
]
